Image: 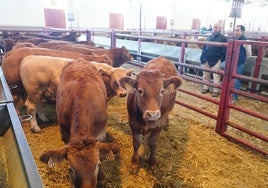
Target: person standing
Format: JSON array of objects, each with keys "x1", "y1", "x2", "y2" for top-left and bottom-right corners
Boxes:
[
  {"x1": 200, "y1": 22, "x2": 228, "y2": 97},
  {"x1": 232, "y1": 25, "x2": 252, "y2": 103}
]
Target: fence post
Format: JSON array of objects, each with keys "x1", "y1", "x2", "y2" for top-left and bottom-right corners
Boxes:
[
  {"x1": 179, "y1": 32, "x2": 186, "y2": 73},
  {"x1": 110, "y1": 30, "x2": 116, "y2": 48},
  {"x1": 250, "y1": 36, "x2": 266, "y2": 92},
  {"x1": 86, "y1": 30, "x2": 91, "y2": 42},
  {"x1": 215, "y1": 39, "x2": 238, "y2": 134}
]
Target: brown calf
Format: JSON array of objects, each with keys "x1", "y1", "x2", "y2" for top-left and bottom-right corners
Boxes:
[
  {"x1": 120, "y1": 56, "x2": 182, "y2": 174},
  {"x1": 40, "y1": 59, "x2": 119, "y2": 187}
]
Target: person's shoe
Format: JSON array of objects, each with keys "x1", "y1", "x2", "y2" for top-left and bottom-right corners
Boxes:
[
  {"x1": 201, "y1": 89, "x2": 209, "y2": 94},
  {"x1": 211, "y1": 92, "x2": 219, "y2": 97}
]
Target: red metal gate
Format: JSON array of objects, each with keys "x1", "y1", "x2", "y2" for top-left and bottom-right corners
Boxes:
[
  {"x1": 111, "y1": 30, "x2": 268, "y2": 156},
  {"x1": 217, "y1": 39, "x2": 268, "y2": 155}
]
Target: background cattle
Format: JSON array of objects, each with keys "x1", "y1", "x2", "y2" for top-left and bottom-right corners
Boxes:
[
  {"x1": 2, "y1": 47, "x2": 112, "y2": 112},
  {"x1": 39, "y1": 44, "x2": 133, "y2": 68},
  {"x1": 40, "y1": 59, "x2": 119, "y2": 188},
  {"x1": 120, "y1": 56, "x2": 182, "y2": 174},
  {"x1": 37, "y1": 40, "x2": 98, "y2": 50},
  {"x1": 19, "y1": 55, "x2": 133, "y2": 132},
  {"x1": 89, "y1": 46, "x2": 133, "y2": 67}
]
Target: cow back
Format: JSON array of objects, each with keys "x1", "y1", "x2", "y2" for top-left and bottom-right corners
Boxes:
[{"x1": 57, "y1": 59, "x2": 108, "y2": 143}]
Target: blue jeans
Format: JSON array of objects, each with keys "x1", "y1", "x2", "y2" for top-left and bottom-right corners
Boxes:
[{"x1": 233, "y1": 64, "x2": 245, "y2": 100}]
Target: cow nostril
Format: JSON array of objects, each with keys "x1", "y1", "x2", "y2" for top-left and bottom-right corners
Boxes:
[
  {"x1": 119, "y1": 93, "x2": 127, "y2": 97},
  {"x1": 145, "y1": 110, "x2": 161, "y2": 120}
]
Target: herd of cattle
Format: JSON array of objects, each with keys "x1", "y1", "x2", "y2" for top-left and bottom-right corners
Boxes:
[{"x1": 1, "y1": 32, "x2": 182, "y2": 187}]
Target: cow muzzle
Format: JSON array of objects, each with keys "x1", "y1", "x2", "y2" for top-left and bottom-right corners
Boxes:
[
  {"x1": 116, "y1": 87, "x2": 127, "y2": 97},
  {"x1": 144, "y1": 110, "x2": 161, "y2": 121}
]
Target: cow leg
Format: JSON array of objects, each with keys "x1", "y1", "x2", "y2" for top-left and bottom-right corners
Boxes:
[
  {"x1": 163, "y1": 116, "x2": 169, "y2": 131},
  {"x1": 97, "y1": 164, "x2": 106, "y2": 188},
  {"x1": 60, "y1": 124, "x2": 70, "y2": 144},
  {"x1": 130, "y1": 130, "x2": 142, "y2": 174},
  {"x1": 148, "y1": 128, "x2": 161, "y2": 173},
  {"x1": 25, "y1": 98, "x2": 41, "y2": 133}
]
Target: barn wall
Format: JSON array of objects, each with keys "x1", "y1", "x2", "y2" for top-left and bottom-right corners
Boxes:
[
  {"x1": 0, "y1": 0, "x2": 268, "y2": 32},
  {"x1": 0, "y1": 0, "x2": 45, "y2": 26}
]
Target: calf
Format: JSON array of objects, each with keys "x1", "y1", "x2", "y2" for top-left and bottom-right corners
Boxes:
[
  {"x1": 19, "y1": 55, "x2": 133, "y2": 132},
  {"x1": 40, "y1": 59, "x2": 119, "y2": 188},
  {"x1": 120, "y1": 56, "x2": 182, "y2": 174}
]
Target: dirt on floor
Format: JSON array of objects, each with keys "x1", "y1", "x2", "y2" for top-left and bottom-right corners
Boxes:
[{"x1": 20, "y1": 63, "x2": 268, "y2": 188}]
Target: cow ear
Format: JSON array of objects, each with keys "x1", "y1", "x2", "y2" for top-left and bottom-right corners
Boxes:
[
  {"x1": 39, "y1": 147, "x2": 67, "y2": 167},
  {"x1": 98, "y1": 143, "x2": 120, "y2": 161},
  {"x1": 163, "y1": 76, "x2": 182, "y2": 91},
  {"x1": 98, "y1": 67, "x2": 111, "y2": 77},
  {"x1": 119, "y1": 77, "x2": 136, "y2": 90}
]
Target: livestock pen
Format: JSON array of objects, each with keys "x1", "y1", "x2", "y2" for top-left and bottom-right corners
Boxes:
[{"x1": 0, "y1": 27, "x2": 267, "y2": 187}]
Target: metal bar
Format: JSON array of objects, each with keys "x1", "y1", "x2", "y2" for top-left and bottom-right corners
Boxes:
[
  {"x1": 222, "y1": 132, "x2": 268, "y2": 156},
  {"x1": 216, "y1": 40, "x2": 238, "y2": 133},
  {"x1": 179, "y1": 32, "x2": 186, "y2": 73},
  {"x1": 232, "y1": 73, "x2": 268, "y2": 86},
  {"x1": 228, "y1": 103, "x2": 268, "y2": 121},
  {"x1": 180, "y1": 74, "x2": 222, "y2": 89},
  {"x1": 226, "y1": 120, "x2": 268, "y2": 142},
  {"x1": 86, "y1": 30, "x2": 91, "y2": 42},
  {"x1": 177, "y1": 87, "x2": 219, "y2": 105},
  {"x1": 230, "y1": 88, "x2": 268, "y2": 103},
  {"x1": 175, "y1": 99, "x2": 218, "y2": 120},
  {"x1": 110, "y1": 30, "x2": 116, "y2": 48},
  {"x1": 251, "y1": 43, "x2": 264, "y2": 92}
]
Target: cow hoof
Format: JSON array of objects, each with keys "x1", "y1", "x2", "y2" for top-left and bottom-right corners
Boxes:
[
  {"x1": 149, "y1": 161, "x2": 157, "y2": 174},
  {"x1": 30, "y1": 127, "x2": 41, "y2": 133},
  {"x1": 149, "y1": 167, "x2": 156, "y2": 175},
  {"x1": 129, "y1": 165, "x2": 140, "y2": 175}
]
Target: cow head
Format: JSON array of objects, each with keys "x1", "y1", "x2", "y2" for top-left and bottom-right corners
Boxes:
[
  {"x1": 114, "y1": 46, "x2": 133, "y2": 67},
  {"x1": 98, "y1": 67, "x2": 133, "y2": 99},
  {"x1": 39, "y1": 136, "x2": 120, "y2": 188},
  {"x1": 120, "y1": 71, "x2": 182, "y2": 121}
]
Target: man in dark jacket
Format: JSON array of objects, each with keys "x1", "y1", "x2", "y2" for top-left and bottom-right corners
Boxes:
[
  {"x1": 200, "y1": 22, "x2": 227, "y2": 97},
  {"x1": 232, "y1": 25, "x2": 251, "y2": 103}
]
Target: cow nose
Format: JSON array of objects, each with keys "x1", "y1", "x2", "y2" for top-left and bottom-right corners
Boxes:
[
  {"x1": 119, "y1": 92, "x2": 127, "y2": 97},
  {"x1": 145, "y1": 110, "x2": 161, "y2": 121}
]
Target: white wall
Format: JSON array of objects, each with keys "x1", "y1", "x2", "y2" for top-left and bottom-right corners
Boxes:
[
  {"x1": 0, "y1": 0, "x2": 45, "y2": 27},
  {"x1": 0, "y1": 0, "x2": 267, "y2": 32}
]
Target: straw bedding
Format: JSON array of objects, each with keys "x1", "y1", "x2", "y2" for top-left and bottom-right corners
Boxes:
[{"x1": 21, "y1": 64, "x2": 268, "y2": 188}]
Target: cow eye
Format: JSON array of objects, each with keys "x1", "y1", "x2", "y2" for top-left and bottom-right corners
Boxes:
[
  {"x1": 137, "y1": 88, "x2": 143, "y2": 95},
  {"x1": 160, "y1": 88, "x2": 164, "y2": 95}
]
